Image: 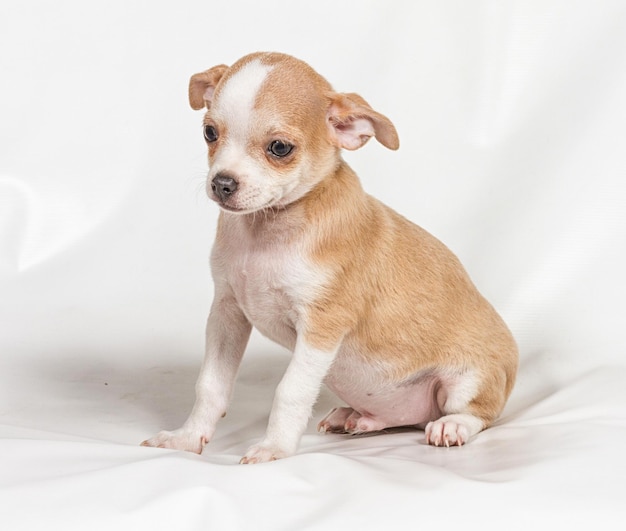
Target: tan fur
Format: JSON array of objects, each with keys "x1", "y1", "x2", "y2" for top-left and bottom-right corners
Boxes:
[
  {"x1": 189, "y1": 64, "x2": 228, "y2": 110},
  {"x1": 237, "y1": 160, "x2": 518, "y2": 427},
  {"x1": 326, "y1": 92, "x2": 400, "y2": 150},
  {"x1": 142, "y1": 52, "x2": 518, "y2": 461},
  {"x1": 197, "y1": 52, "x2": 518, "y2": 431}
]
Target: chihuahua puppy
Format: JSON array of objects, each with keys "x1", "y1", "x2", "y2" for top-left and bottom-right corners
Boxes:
[{"x1": 142, "y1": 52, "x2": 518, "y2": 463}]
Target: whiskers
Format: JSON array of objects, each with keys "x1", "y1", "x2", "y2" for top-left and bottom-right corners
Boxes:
[{"x1": 185, "y1": 168, "x2": 210, "y2": 205}]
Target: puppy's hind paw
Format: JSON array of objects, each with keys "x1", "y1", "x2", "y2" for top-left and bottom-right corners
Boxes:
[
  {"x1": 425, "y1": 414, "x2": 484, "y2": 447},
  {"x1": 317, "y1": 407, "x2": 354, "y2": 434}
]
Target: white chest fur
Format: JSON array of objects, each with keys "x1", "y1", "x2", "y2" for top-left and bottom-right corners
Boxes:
[{"x1": 212, "y1": 216, "x2": 326, "y2": 350}]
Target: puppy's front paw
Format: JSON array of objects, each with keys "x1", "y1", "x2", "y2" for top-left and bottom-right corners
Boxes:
[
  {"x1": 240, "y1": 442, "x2": 290, "y2": 464},
  {"x1": 141, "y1": 429, "x2": 209, "y2": 454}
]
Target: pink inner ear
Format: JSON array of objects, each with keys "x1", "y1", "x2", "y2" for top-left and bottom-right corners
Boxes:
[
  {"x1": 332, "y1": 117, "x2": 376, "y2": 150},
  {"x1": 203, "y1": 86, "x2": 216, "y2": 106}
]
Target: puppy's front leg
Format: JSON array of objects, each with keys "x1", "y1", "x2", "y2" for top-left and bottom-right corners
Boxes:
[
  {"x1": 142, "y1": 292, "x2": 251, "y2": 454},
  {"x1": 240, "y1": 338, "x2": 338, "y2": 464}
]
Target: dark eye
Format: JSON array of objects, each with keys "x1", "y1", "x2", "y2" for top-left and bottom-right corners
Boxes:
[
  {"x1": 203, "y1": 125, "x2": 218, "y2": 143},
  {"x1": 268, "y1": 140, "x2": 294, "y2": 158}
]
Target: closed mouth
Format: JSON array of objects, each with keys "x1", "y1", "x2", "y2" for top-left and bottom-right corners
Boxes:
[
  {"x1": 214, "y1": 199, "x2": 272, "y2": 215},
  {"x1": 218, "y1": 203, "x2": 245, "y2": 213},
  {"x1": 212, "y1": 192, "x2": 282, "y2": 215}
]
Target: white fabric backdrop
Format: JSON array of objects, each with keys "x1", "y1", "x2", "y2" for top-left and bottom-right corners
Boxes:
[{"x1": 1, "y1": 0, "x2": 625, "y2": 529}]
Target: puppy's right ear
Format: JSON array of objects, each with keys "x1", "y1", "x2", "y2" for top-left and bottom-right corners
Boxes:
[{"x1": 188, "y1": 64, "x2": 229, "y2": 110}]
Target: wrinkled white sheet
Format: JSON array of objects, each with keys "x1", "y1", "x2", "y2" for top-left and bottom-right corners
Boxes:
[{"x1": 1, "y1": 1, "x2": 625, "y2": 529}]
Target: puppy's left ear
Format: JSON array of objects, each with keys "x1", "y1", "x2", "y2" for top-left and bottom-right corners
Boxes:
[
  {"x1": 326, "y1": 92, "x2": 399, "y2": 150},
  {"x1": 188, "y1": 64, "x2": 229, "y2": 110}
]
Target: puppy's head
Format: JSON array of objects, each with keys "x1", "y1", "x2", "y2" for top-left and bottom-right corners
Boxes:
[{"x1": 189, "y1": 52, "x2": 399, "y2": 214}]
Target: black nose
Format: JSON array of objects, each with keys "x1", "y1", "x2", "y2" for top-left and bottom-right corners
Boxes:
[{"x1": 211, "y1": 173, "x2": 238, "y2": 202}]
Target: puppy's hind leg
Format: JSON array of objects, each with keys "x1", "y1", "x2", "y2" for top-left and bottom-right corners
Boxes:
[{"x1": 424, "y1": 369, "x2": 508, "y2": 447}]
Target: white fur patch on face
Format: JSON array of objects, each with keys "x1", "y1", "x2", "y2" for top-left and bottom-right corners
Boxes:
[
  {"x1": 207, "y1": 57, "x2": 333, "y2": 214},
  {"x1": 208, "y1": 59, "x2": 283, "y2": 213},
  {"x1": 212, "y1": 59, "x2": 273, "y2": 139}
]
